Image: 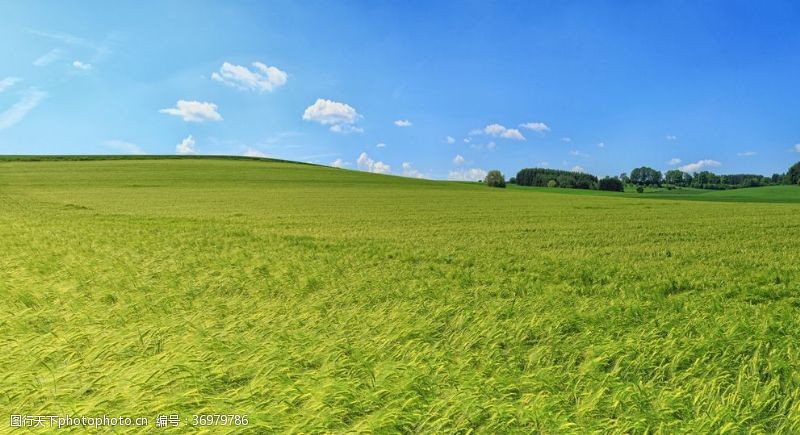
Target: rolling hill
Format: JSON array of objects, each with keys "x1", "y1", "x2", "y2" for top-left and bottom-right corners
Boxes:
[{"x1": 2, "y1": 157, "x2": 800, "y2": 432}]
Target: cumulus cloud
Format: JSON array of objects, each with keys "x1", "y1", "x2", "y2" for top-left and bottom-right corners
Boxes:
[
  {"x1": 679, "y1": 159, "x2": 721, "y2": 173},
  {"x1": 32, "y1": 49, "x2": 64, "y2": 67},
  {"x1": 570, "y1": 149, "x2": 589, "y2": 158},
  {"x1": 666, "y1": 135, "x2": 677, "y2": 141},
  {"x1": 357, "y1": 152, "x2": 390, "y2": 174},
  {"x1": 571, "y1": 165, "x2": 585, "y2": 173},
  {"x1": 793, "y1": 144, "x2": 800, "y2": 153},
  {"x1": 0, "y1": 77, "x2": 20, "y2": 92},
  {"x1": 539, "y1": 161, "x2": 550, "y2": 167},
  {"x1": 667, "y1": 158, "x2": 682, "y2": 165},
  {"x1": 330, "y1": 158, "x2": 349, "y2": 168},
  {"x1": 445, "y1": 136, "x2": 455, "y2": 144},
  {"x1": 473, "y1": 123, "x2": 526, "y2": 140},
  {"x1": 737, "y1": 151, "x2": 757, "y2": 157},
  {"x1": 597, "y1": 142, "x2": 605, "y2": 148},
  {"x1": 448, "y1": 168, "x2": 487, "y2": 181},
  {"x1": 452, "y1": 154, "x2": 465, "y2": 165},
  {"x1": 519, "y1": 122, "x2": 550, "y2": 132},
  {"x1": 463, "y1": 137, "x2": 471, "y2": 143},
  {"x1": 212, "y1": 61, "x2": 287, "y2": 92},
  {"x1": 72, "y1": 60, "x2": 92, "y2": 71},
  {"x1": 561, "y1": 137, "x2": 571, "y2": 143},
  {"x1": 376, "y1": 143, "x2": 386, "y2": 148},
  {"x1": 394, "y1": 119, "x2": 412, "y2": 127},
  {"x1": 401, "y1": 162, "x2": 424, "y2": 178},
  {"x1": 243, "y1": 147, "x2": 269, "y2": 158},
  {"x1": 0, "y1": 88, "x2": 47, "y2": 131},
  {"x1": 175, "y1": 135, "x2": 196, "y2": 155},
  {"x1": 303, "y1": 98, "x2": 363, "y2": 133},
  {"x1": 104, "y1": 139, "x2": 143, "y2": 154},
  {"x1": 160, "y1": 100, "x2": 222, "y2": 122}
]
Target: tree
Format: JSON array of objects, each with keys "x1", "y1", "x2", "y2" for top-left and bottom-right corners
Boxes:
[
  {"x1": 636, "y1": 186, "x2": 644, "y2": 193},
  {"x1": 485, "y1": 170, "x2": 506, "y2": 188},
  {"x1": 786, "y1": 161, "x2": 800, "y2": 185},
  {"x1": 664, "y1": 169, "x2": 684, "y2": 186},
  {"x1": 630, "y1": 167, "x2": 663, "y2": 186},
  {"x1": 509, "y1": 177, "x2": 516, "y2": 184},
  {"x1": 619, "y1": 172, "x2": 630, "y2": 184},
  {"x1": 547, "y1": 179, "x2": 557, "y2": 188},
  {"x1": 599, "y1": 177, "x2": 624, "y2": 192}
]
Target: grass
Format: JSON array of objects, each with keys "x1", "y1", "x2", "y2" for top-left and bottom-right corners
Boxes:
[
  {"x1": 509, "y1": 183, "x2": 800, "y2": 203},
  {"x1": 2, "y1": 157, "x2": 800, "y2": 433}
]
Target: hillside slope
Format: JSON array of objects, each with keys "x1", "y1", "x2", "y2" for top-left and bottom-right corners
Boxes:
[{"x1": 2, "y1": 158, "x2": 800, "y2": 432}]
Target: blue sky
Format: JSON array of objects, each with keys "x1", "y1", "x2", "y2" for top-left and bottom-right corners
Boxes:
[{"x1": 2, "y1": 1, "x2": 800, "y2": 180}]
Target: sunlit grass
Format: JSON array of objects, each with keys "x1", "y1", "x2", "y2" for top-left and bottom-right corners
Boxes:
[{"x1": 2, "y1": 158, "x2": 800, "y2": 432}]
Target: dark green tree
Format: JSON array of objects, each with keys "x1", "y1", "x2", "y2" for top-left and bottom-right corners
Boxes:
[
  {"x1": 664, "y1": 169, "x2": 684, "y2": 186},
  {"x1": 786, "y1": 161, "x2": 800, "y2": 185},
  {"x1": 485, "y1": 170, "x2": 506, "y2": 188},
  {"x1": 630, "y1": 167, "x2": 663, "y2": 186},
  {"x1": 598, "y1": 177, "x2": 624, "y2": 192}
]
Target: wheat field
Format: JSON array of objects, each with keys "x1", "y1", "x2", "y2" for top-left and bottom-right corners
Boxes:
[{"x1": 2, "y1": 157, "x2": 800, "y2": 433}]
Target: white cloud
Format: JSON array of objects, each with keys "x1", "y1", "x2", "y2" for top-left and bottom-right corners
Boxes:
[
  {"x1": 0, "y1": 77, "x2": 20, "y2": 92},
  {"x1": 72, "y1": 60, "x2": 92, "y2": 71},
  {"x1": 667, "y1": 158, "x2": 682, "y2": 165},
  {"x1": 175, "y1": 135, "x2": 196, "y2": 155},
  {"x1": 469, "y1": 141, "x2": 496, "y2": 151},
  {"x1": 561, "y1": 137, "x2": 571, "y2": 143},
  {"x1": 160, "y1": 100, "x2": 222, "y2": 122},
  {"x1": 104, "y1": 139, "x2": 143, "y2": 155},
  {"x1": 394, "y1": 119, "x2": 412, "y2": 127},
  {"x1": 448, "y1": 168, "x2": 487, "y2": 181},
  {"x1": 401, "y1": 162, "x2": 424, "y2": 178},
  {"x1": 597, "y1": 142, "x2": 605, "y2": 148},
  {"x1": 303, "y1": 98, "x2": 362, "y2": 133},
  {"x1": 737, "y1": 151, "x2": 757, "y2": 157},
  {"x1": 679, "y1": 159, "x2": 721, "y2": 173},
  {"x1": 445, "y1": 136, "x2": 455, "y2": 144},
  {"x1": 212, "y1": 61, "x2": 287, "y2": 92},
  {"x1": 793, "y1": 144, "x2": 800, "y2": 153},
  {"x1": 474, "y1": 123, "x2": 526, "y2": 140},
  {"x1": 539, "y1": 161, "x2": 550, "y2": 167},
  {"x1": 0, "y1": 88, "x2": 47, "y2": 131},
  {"x1": 571, "y1": 165, "x2": 585, "y2": 173},
  {"x1": 453, "y1": 154, "x2": 465, "y2": 165},
  {"x1": 243, "y1": 147, "x2": 269, "y2": 158},
  {"x1": 376, "y1": 143, "x2": 386, "y2": 148},
  {"x1": 519, "y1": 122, "x2": 550, "y2": 132},
  {"x1": 500, "y1": 129, "x2": 525, "y2": 140},
  {"x1": 329, "y1": 124, "x2": 364, "y2": 134},
  {"x1": 666, "y1": 135, "x2": 677, "y2": 141},
  {"x1": 570, "y1": 149, "x2": 589, "y2": 157},
  {"x1": 463, "y1": 137, "x2": 471, "y2": 143},
  {"x1": 32, "y1": 49, "x2": 64, "y2": 67},
  {"x1": 330, "y1": 158, "x2": 349, "y2": 168},
  {"x1": 356, "y1": 152, "x2": 391, "y2": 174}
]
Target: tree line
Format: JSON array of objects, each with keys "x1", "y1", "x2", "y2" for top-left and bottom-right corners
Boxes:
[{"x1": 483, "y1": 161, "x2": 800, "y2": 191}]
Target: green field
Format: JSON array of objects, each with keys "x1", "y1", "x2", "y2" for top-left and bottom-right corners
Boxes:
[{"x1": 2, "y1": 158, "x2": 800, "y2": 433}]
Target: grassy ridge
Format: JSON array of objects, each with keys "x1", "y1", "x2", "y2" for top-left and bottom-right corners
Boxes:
[{"x1": 2, "y1": 158, "x2": 800, "y2": 432}]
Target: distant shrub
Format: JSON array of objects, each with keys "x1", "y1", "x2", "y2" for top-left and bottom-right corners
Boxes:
[
  {"x1": 485, "y1": 170, "x2": 506, "y2": 188},
  {"x1": 636, "y1": 186, "x2": 644, "y2": 193},
  {"x1": 547, "y1": 180, "x2": 557, "y2": 188},
  {"x1": 509, "y1": 177, "x2": 516, "y2": 184},
  {"x1": 598, "y1": 177, "x2": 624, "y2": 192}
]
